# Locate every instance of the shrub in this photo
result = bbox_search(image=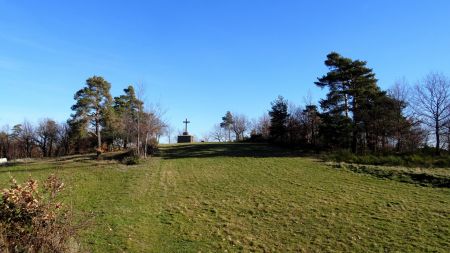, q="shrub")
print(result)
[145,138,159,156]
[121,149,141,165]
[122,156,140,165]
[0,175,76,253]
[327,150,357,163]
